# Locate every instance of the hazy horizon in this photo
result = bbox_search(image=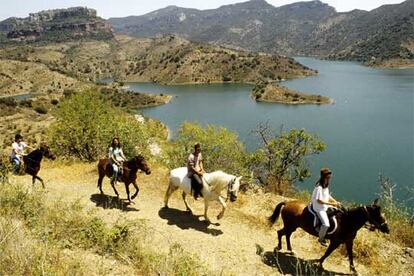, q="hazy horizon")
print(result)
[0,0,406,21]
